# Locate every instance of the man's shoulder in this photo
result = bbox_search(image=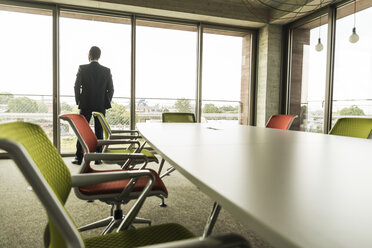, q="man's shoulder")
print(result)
[81,62,111,73]
[79,64,90,69]
[99,64,111,72]
[88,62,110,71]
